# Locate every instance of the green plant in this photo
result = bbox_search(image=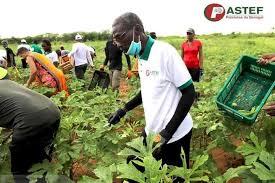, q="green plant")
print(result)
[117,134,210,183]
